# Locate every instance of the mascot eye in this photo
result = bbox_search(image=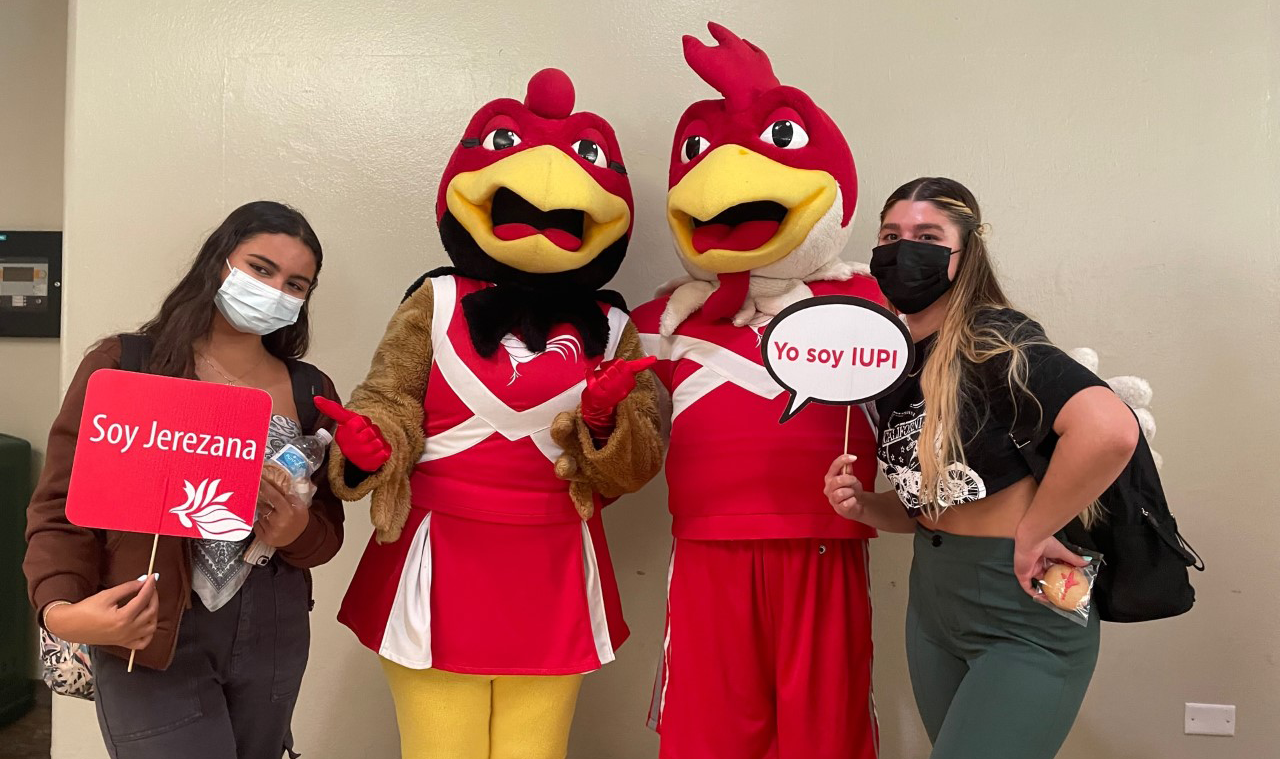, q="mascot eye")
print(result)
[761,120,810,149]
[681,136,710,163]
[572,139,608,167]
[482,128,521,151]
